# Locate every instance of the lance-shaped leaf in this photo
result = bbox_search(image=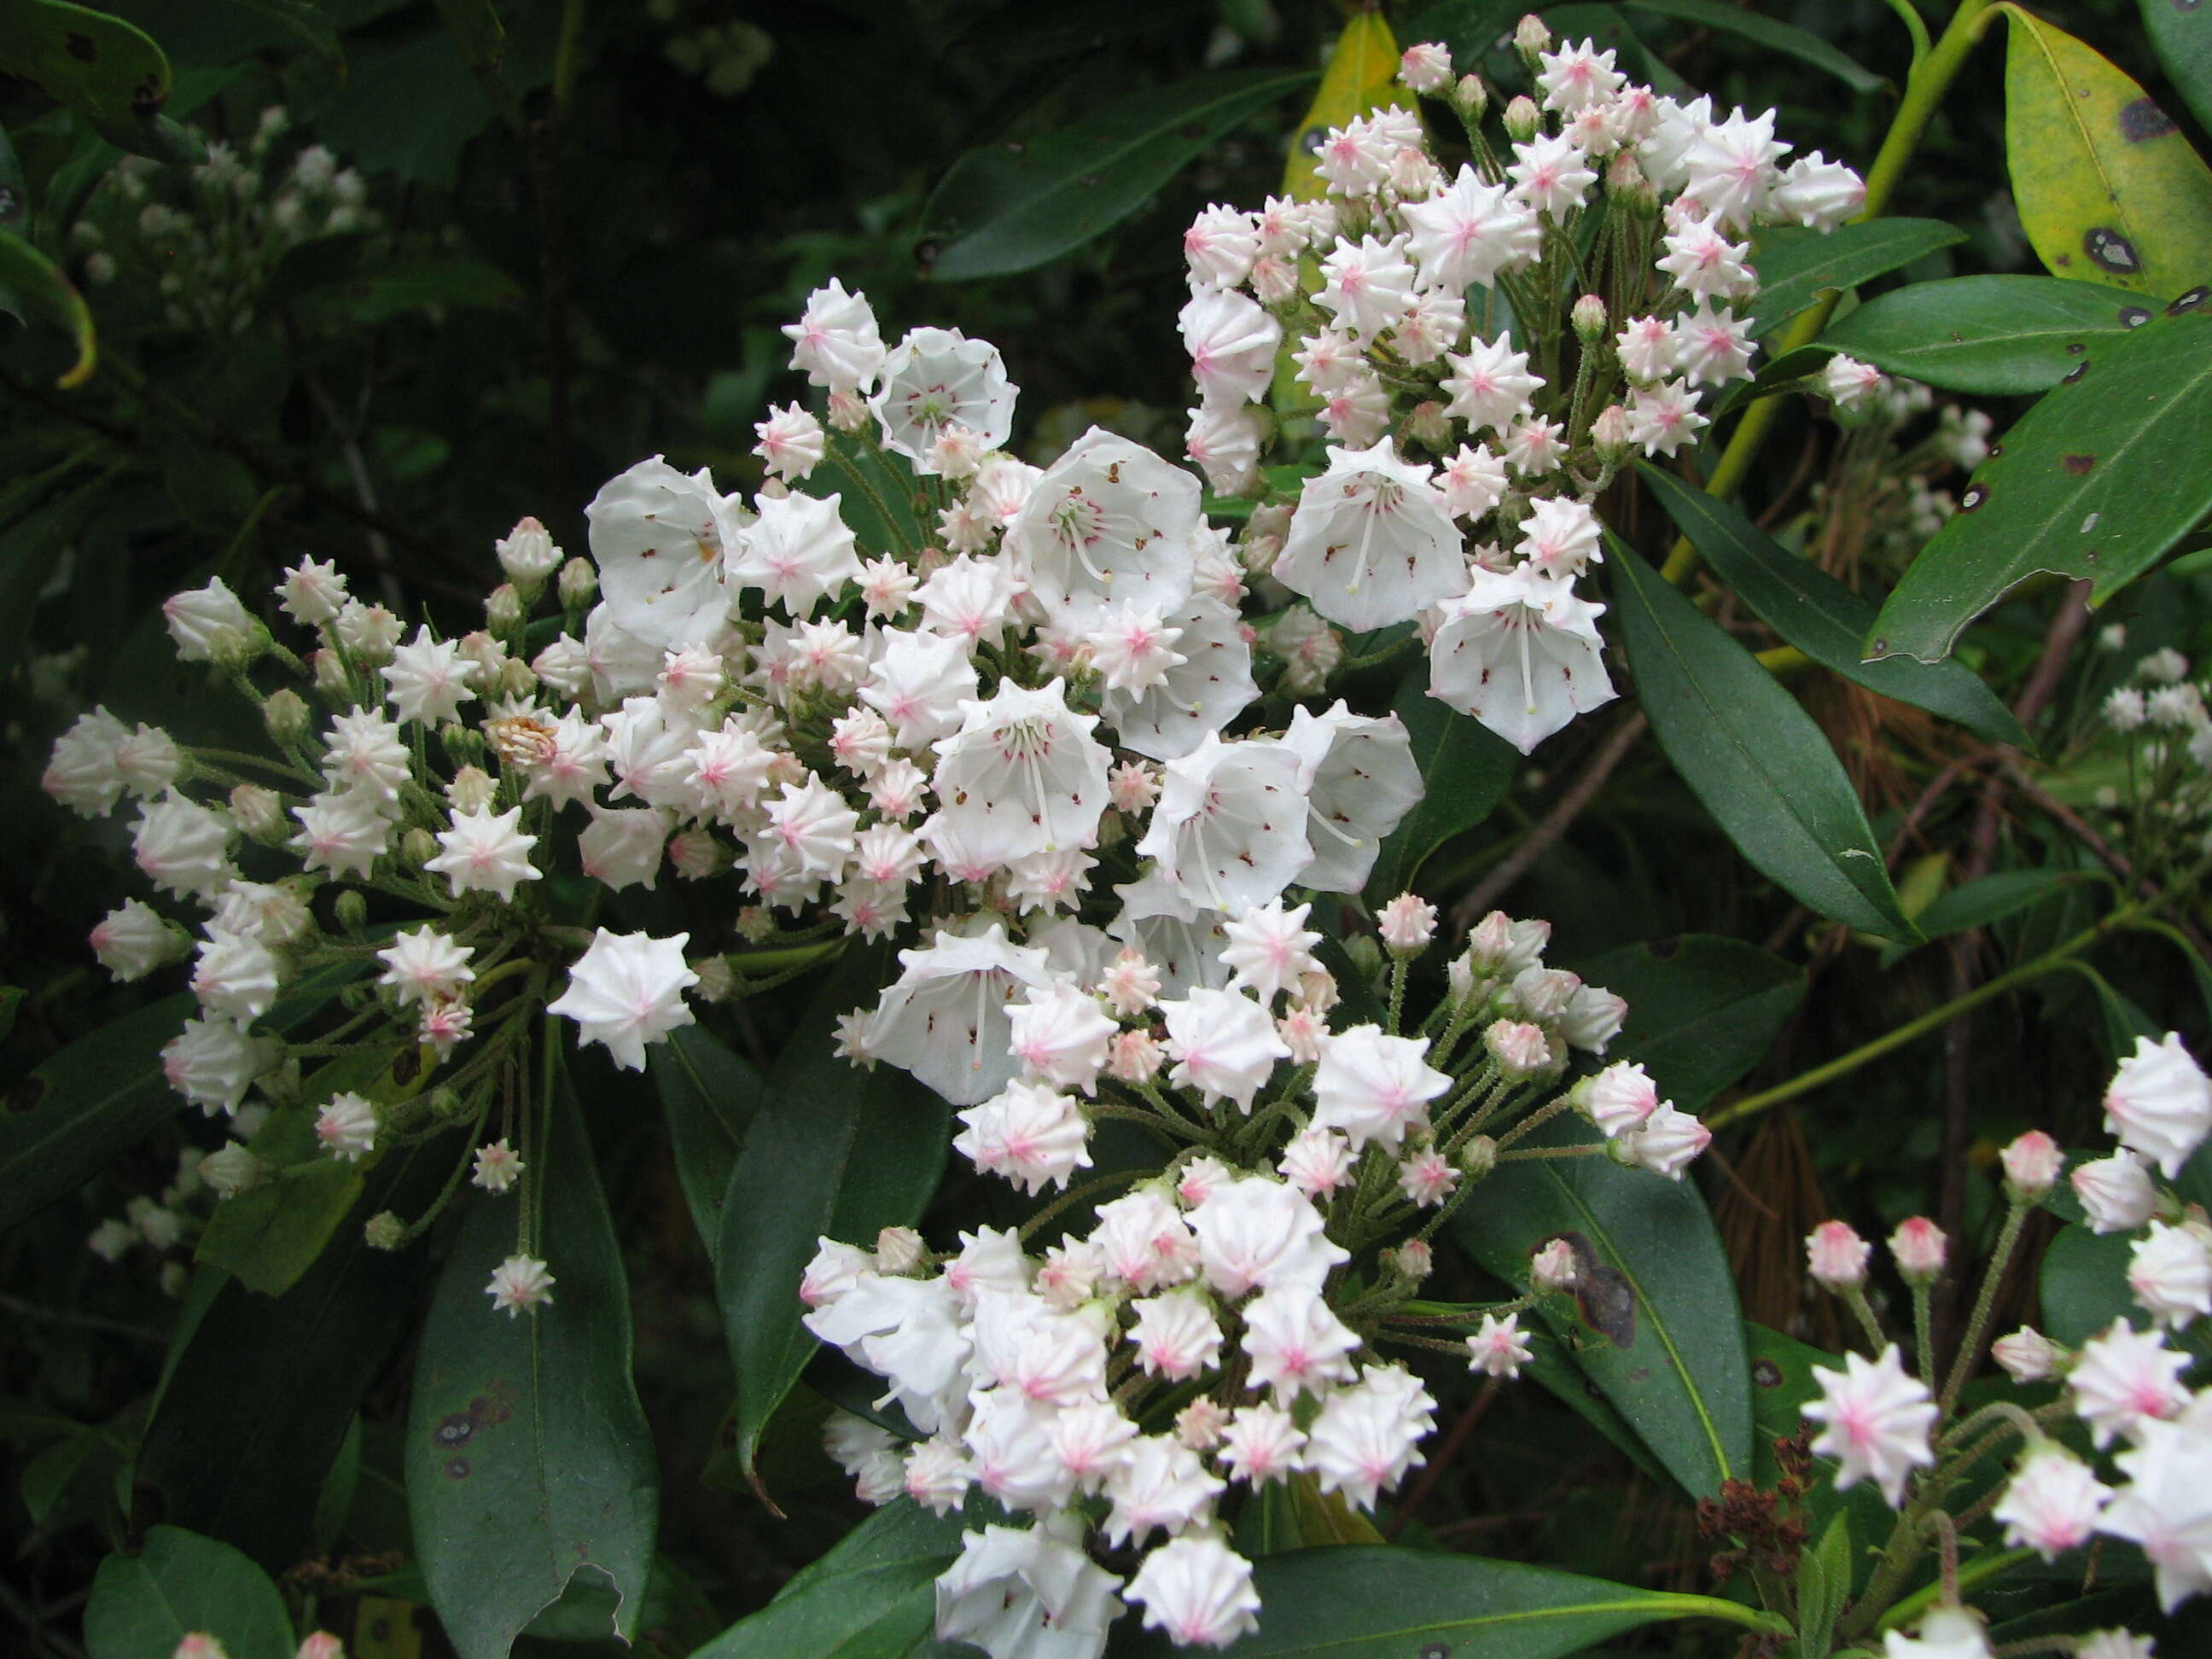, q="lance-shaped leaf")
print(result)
[1569,934,1804,1115]
[1452,1116,1752,1499]
[1866,307,2212,664]
[920,70,1313,279]
[1362,660,1516,900]
[1120,1546,1778,1656]
[0,229,97,387]
[650,1022,764,1262]
[1639,463,2028,748]
[716,946,952,1496]
[0,1,171,122]
[1819,274,2151,394]
[691,1499,967,1658]
[1746,219,1965,340]
[1282,9,1400,200]
[1610,542,1915,940]
[2146,0,2212,136]
[406,1074,657,1658]
[84,1526,293,1659]
[1622,0,1881,92]
[2005,8,2212,297]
